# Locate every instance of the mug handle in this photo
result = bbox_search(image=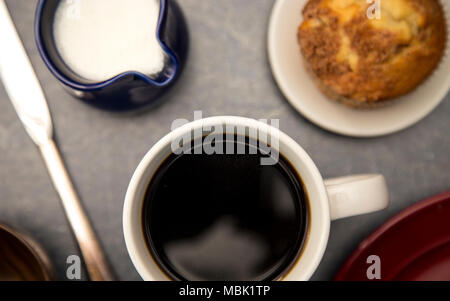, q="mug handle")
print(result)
[324,174,389,221]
